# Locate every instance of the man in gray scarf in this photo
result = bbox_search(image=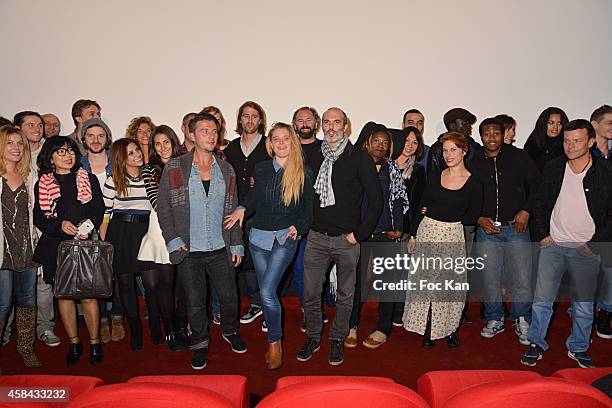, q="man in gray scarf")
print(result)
[298,107,383,366]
